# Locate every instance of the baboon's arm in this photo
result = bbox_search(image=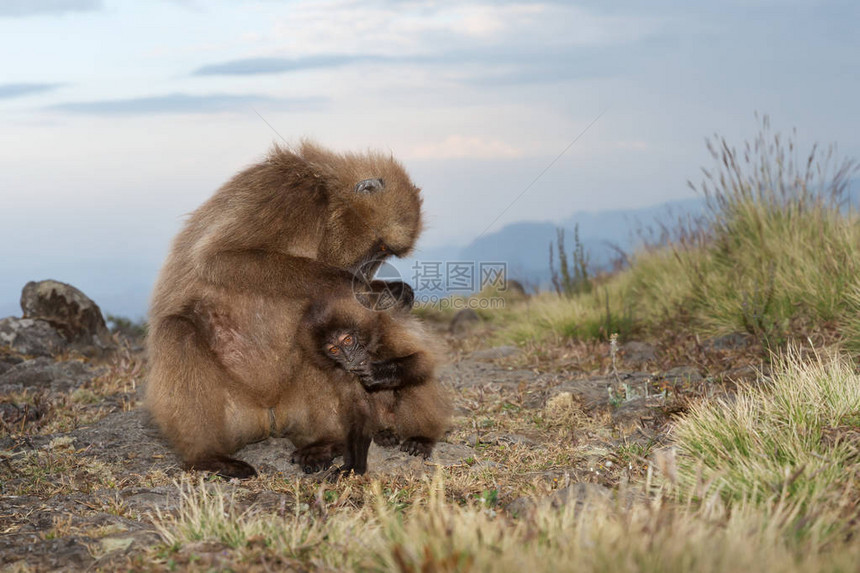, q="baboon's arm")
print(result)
[360,352,434,391]
[354,313,437,391]
[197,249,355,297]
